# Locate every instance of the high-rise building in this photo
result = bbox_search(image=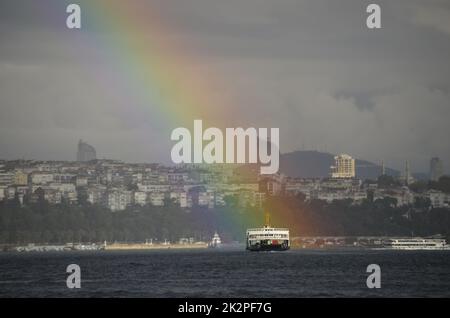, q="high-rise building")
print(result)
[331,154,355,178]
[402,160,414,186]
[430,157,444,182]
[76,140,97,162]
